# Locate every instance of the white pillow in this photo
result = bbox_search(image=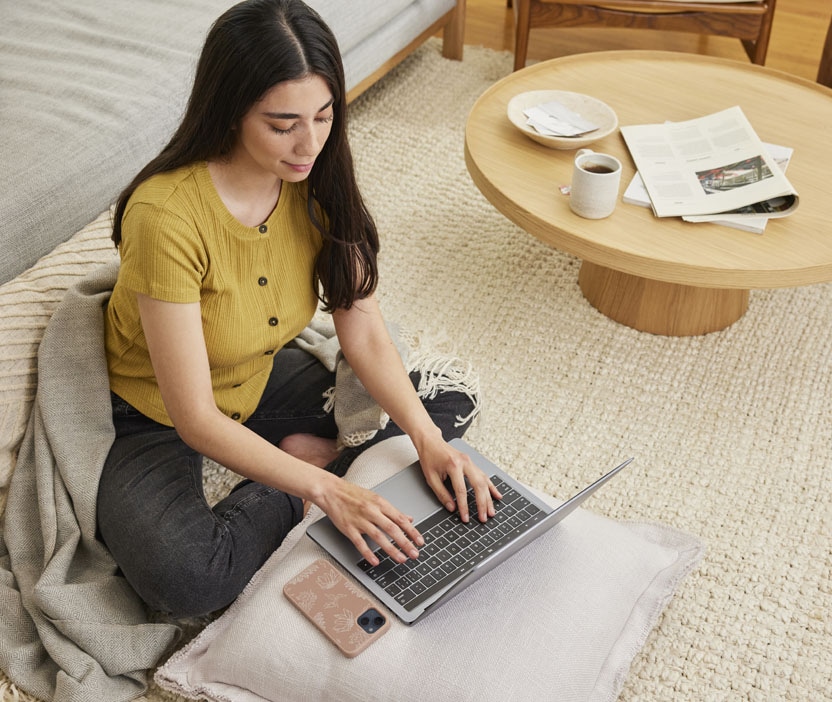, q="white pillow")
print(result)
[155,436,703,702]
